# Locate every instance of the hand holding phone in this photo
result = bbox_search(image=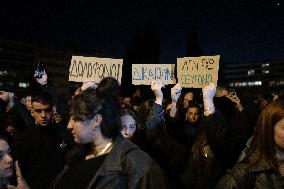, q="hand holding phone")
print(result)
[34,62,45,78]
